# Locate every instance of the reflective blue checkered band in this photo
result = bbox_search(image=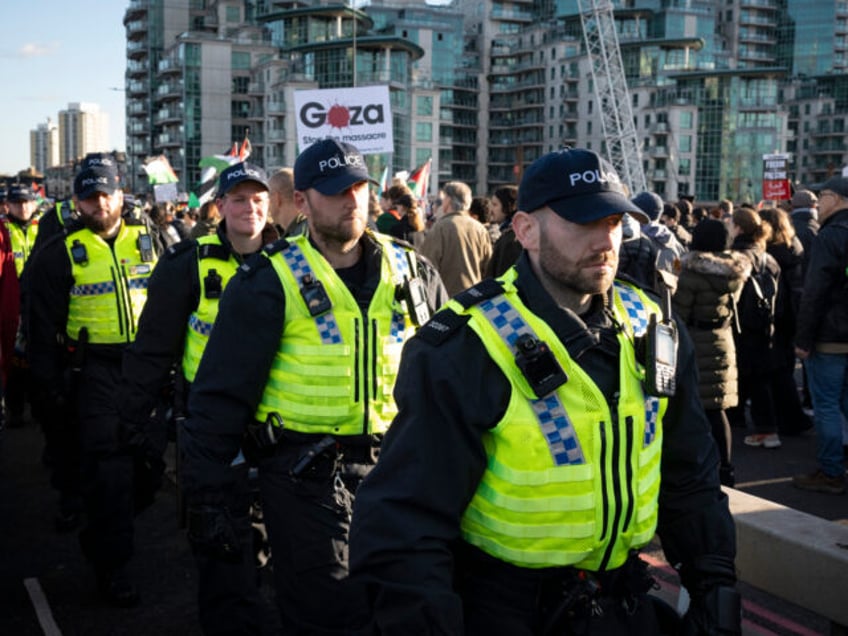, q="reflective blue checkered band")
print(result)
[71,281,115,296]
[644,396,659,446]
[389,242,411,280]
[479,296,585,466]
[282,243,342,345]
[188,314,213,337]
[389,243,411,343]
[315,313,343,344]
[613,282,661,448]
[614,281,649,337]
[128,278,149,290]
